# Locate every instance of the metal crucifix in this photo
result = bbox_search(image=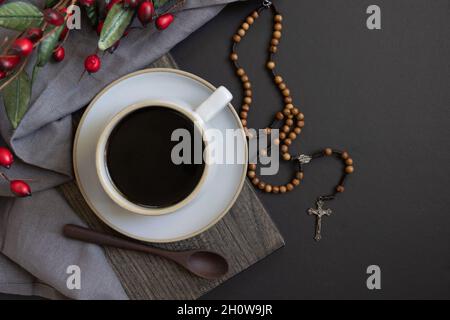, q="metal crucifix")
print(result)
[308,200,332,241]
